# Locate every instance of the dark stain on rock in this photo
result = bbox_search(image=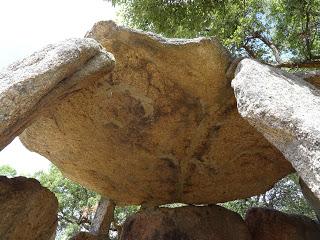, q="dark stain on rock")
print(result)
[160,157,177,170]
[192,124,221,161]
[162,229,190,240]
